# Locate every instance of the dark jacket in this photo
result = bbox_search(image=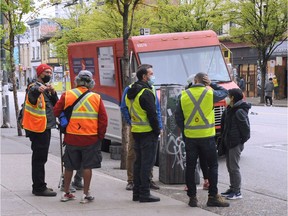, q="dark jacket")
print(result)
[126,80,160,136]
[221,100,251,149]
[28,81,59,129]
